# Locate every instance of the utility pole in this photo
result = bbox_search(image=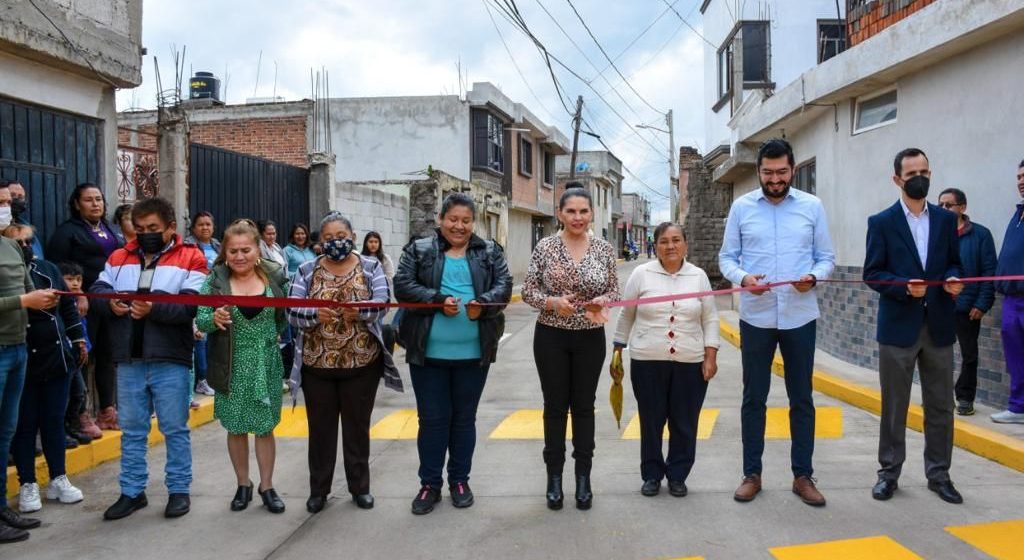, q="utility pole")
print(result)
[666,109,677,222]
[568,95,584,180]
